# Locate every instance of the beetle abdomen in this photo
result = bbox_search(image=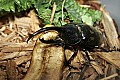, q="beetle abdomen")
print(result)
[78,24,102,48]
